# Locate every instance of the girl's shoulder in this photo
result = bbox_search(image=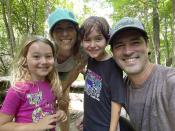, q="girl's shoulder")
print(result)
[10,81,32,94]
